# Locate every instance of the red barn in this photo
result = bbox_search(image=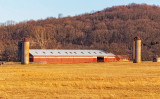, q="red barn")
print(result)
[29,49,116,64]
[116,55,130,62]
